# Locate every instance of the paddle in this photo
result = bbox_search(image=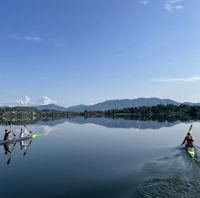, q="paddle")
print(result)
[7,153,11,165]
[5,142,16,165]
[188,124,193,133]
[24,125,32,133]
[8,121,16,137]
[24,125,44,138]
[23,140,32,156]
[180,124,193,147]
